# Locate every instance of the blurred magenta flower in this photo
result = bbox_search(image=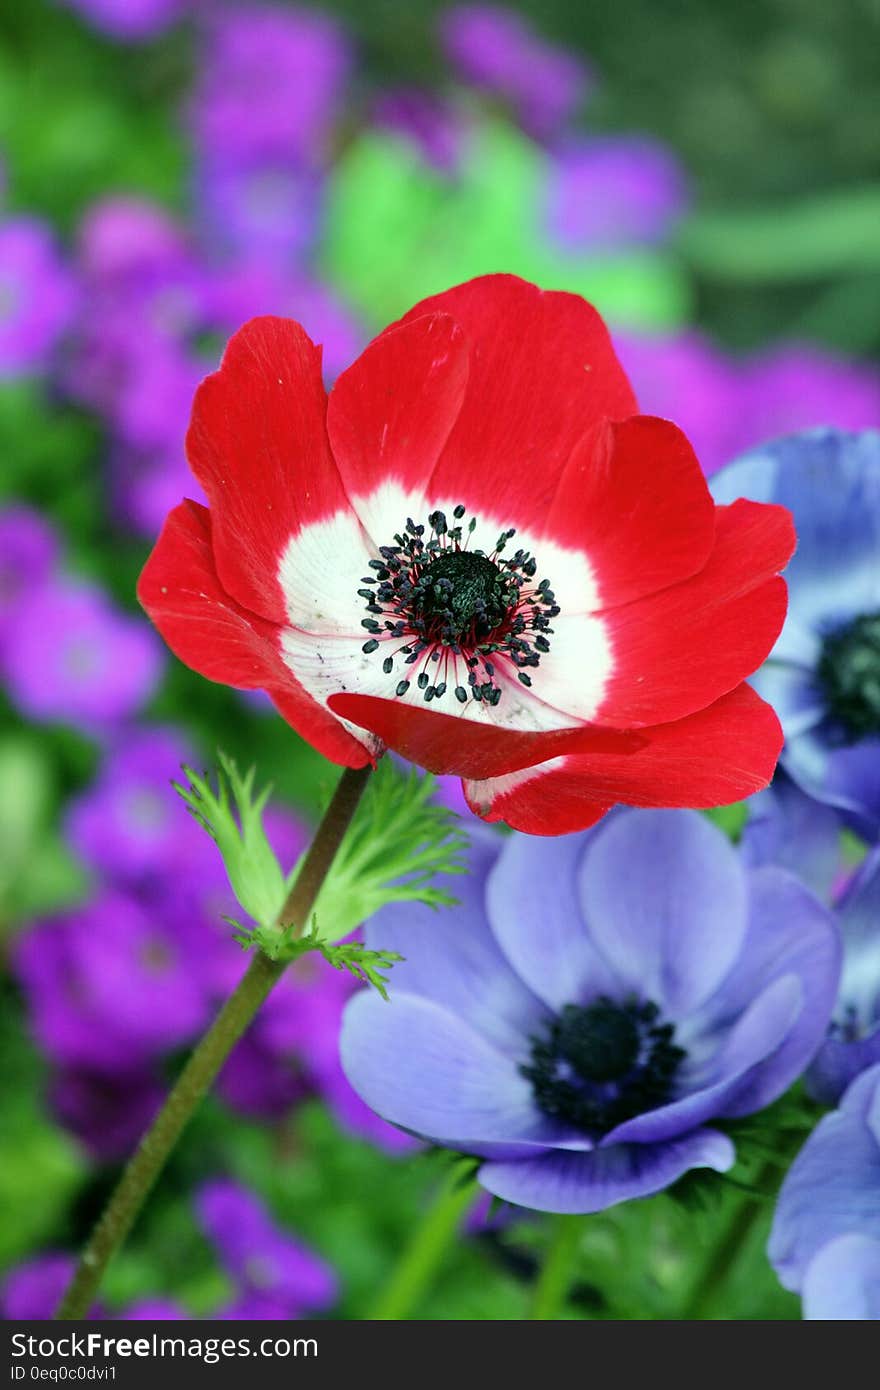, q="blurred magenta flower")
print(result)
[372,89,465,172]
[737,346,880,455]
[65,726,210,889]
[0,504,60,655]
[49,1066,165,1163]
[343,810,839,1213]
[78,196,194,293]
[194,157,321,264]
[769,1064,880,1320]
[0,217,78,375]
[0,1254,102,1320]
[189,5,352,168]
[60,0,187,41]
[203,262,364,382]
[617,330,880,476]
[195,1178,338,1316]
[14,892,210,1070]
[545,138,689,251]
[1,579,163,730]
[440,5,591,140]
